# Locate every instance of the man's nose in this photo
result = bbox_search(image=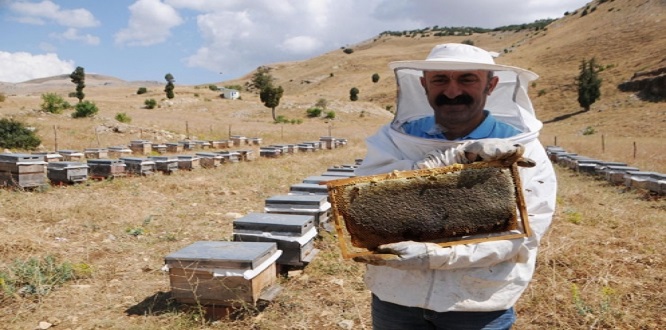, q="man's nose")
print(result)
[441,82,463,98]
